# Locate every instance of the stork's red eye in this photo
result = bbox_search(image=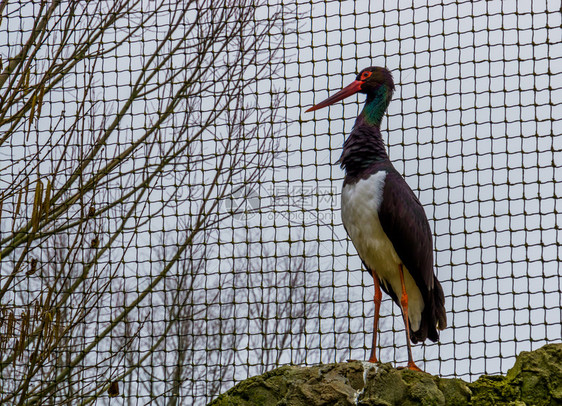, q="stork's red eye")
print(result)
[360,71,372,80]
